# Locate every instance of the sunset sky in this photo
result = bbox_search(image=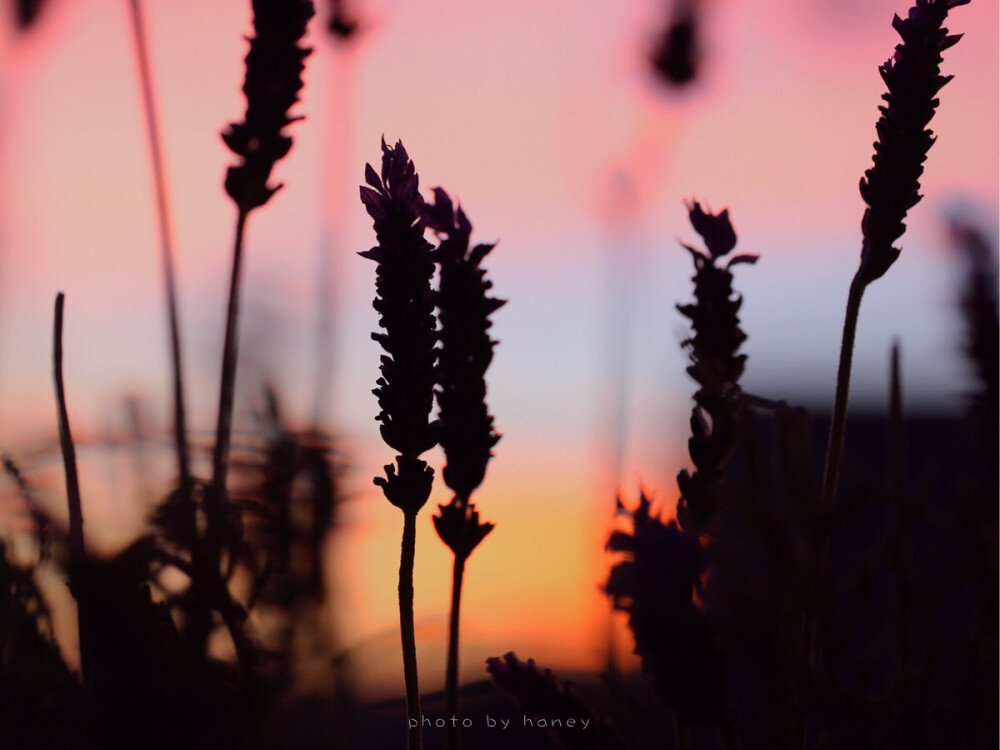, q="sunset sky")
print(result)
[0,0,996,696]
